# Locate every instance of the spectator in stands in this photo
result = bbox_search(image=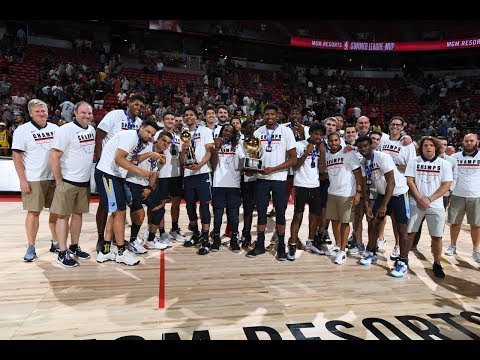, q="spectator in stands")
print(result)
[0,74,11,99]
[59,98,75,122]
[0,121,10,156]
